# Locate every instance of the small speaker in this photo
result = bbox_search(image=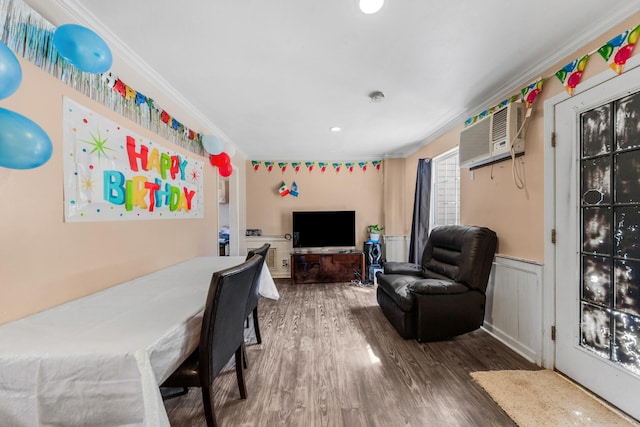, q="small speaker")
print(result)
[364,241,382,282]
[364,241,382,266]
